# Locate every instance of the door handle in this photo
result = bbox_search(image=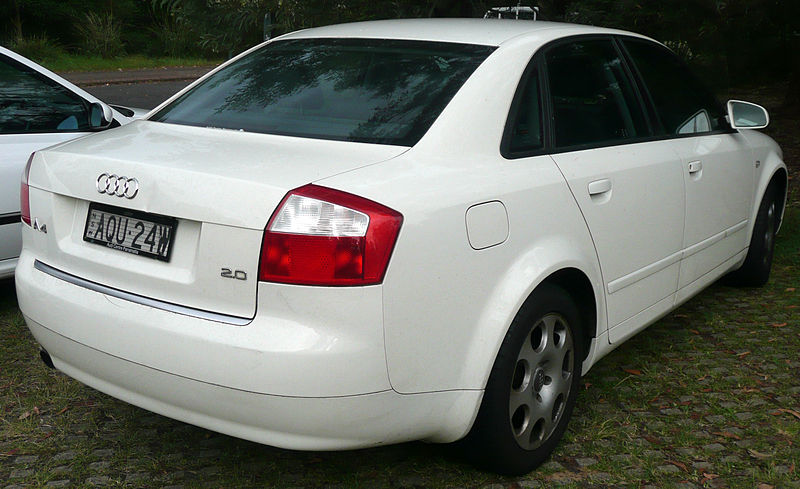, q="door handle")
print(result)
[588,178,612,196]
[688,160,703,174]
